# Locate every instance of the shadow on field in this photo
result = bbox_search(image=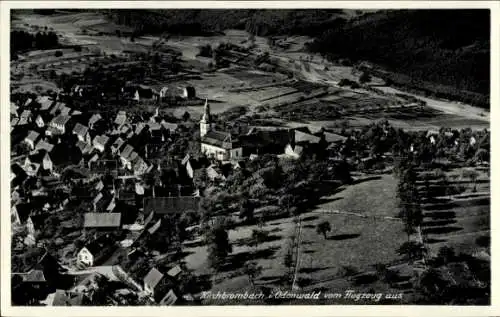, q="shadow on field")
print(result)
[328,233,361,241]
[303,224,315,229]
[234,234,282,247]
[424,204,458,211]
[299,266,331,274]
[422,226,463,235]
[425,237,448,244]
[317,197,344,205]
[422,219,457,227]
[352,175,382,185]
[303,249,315,254]
[221,246,280,271]
[183,239,205,248]
[425,211,456,219]
[301,215,319,222]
